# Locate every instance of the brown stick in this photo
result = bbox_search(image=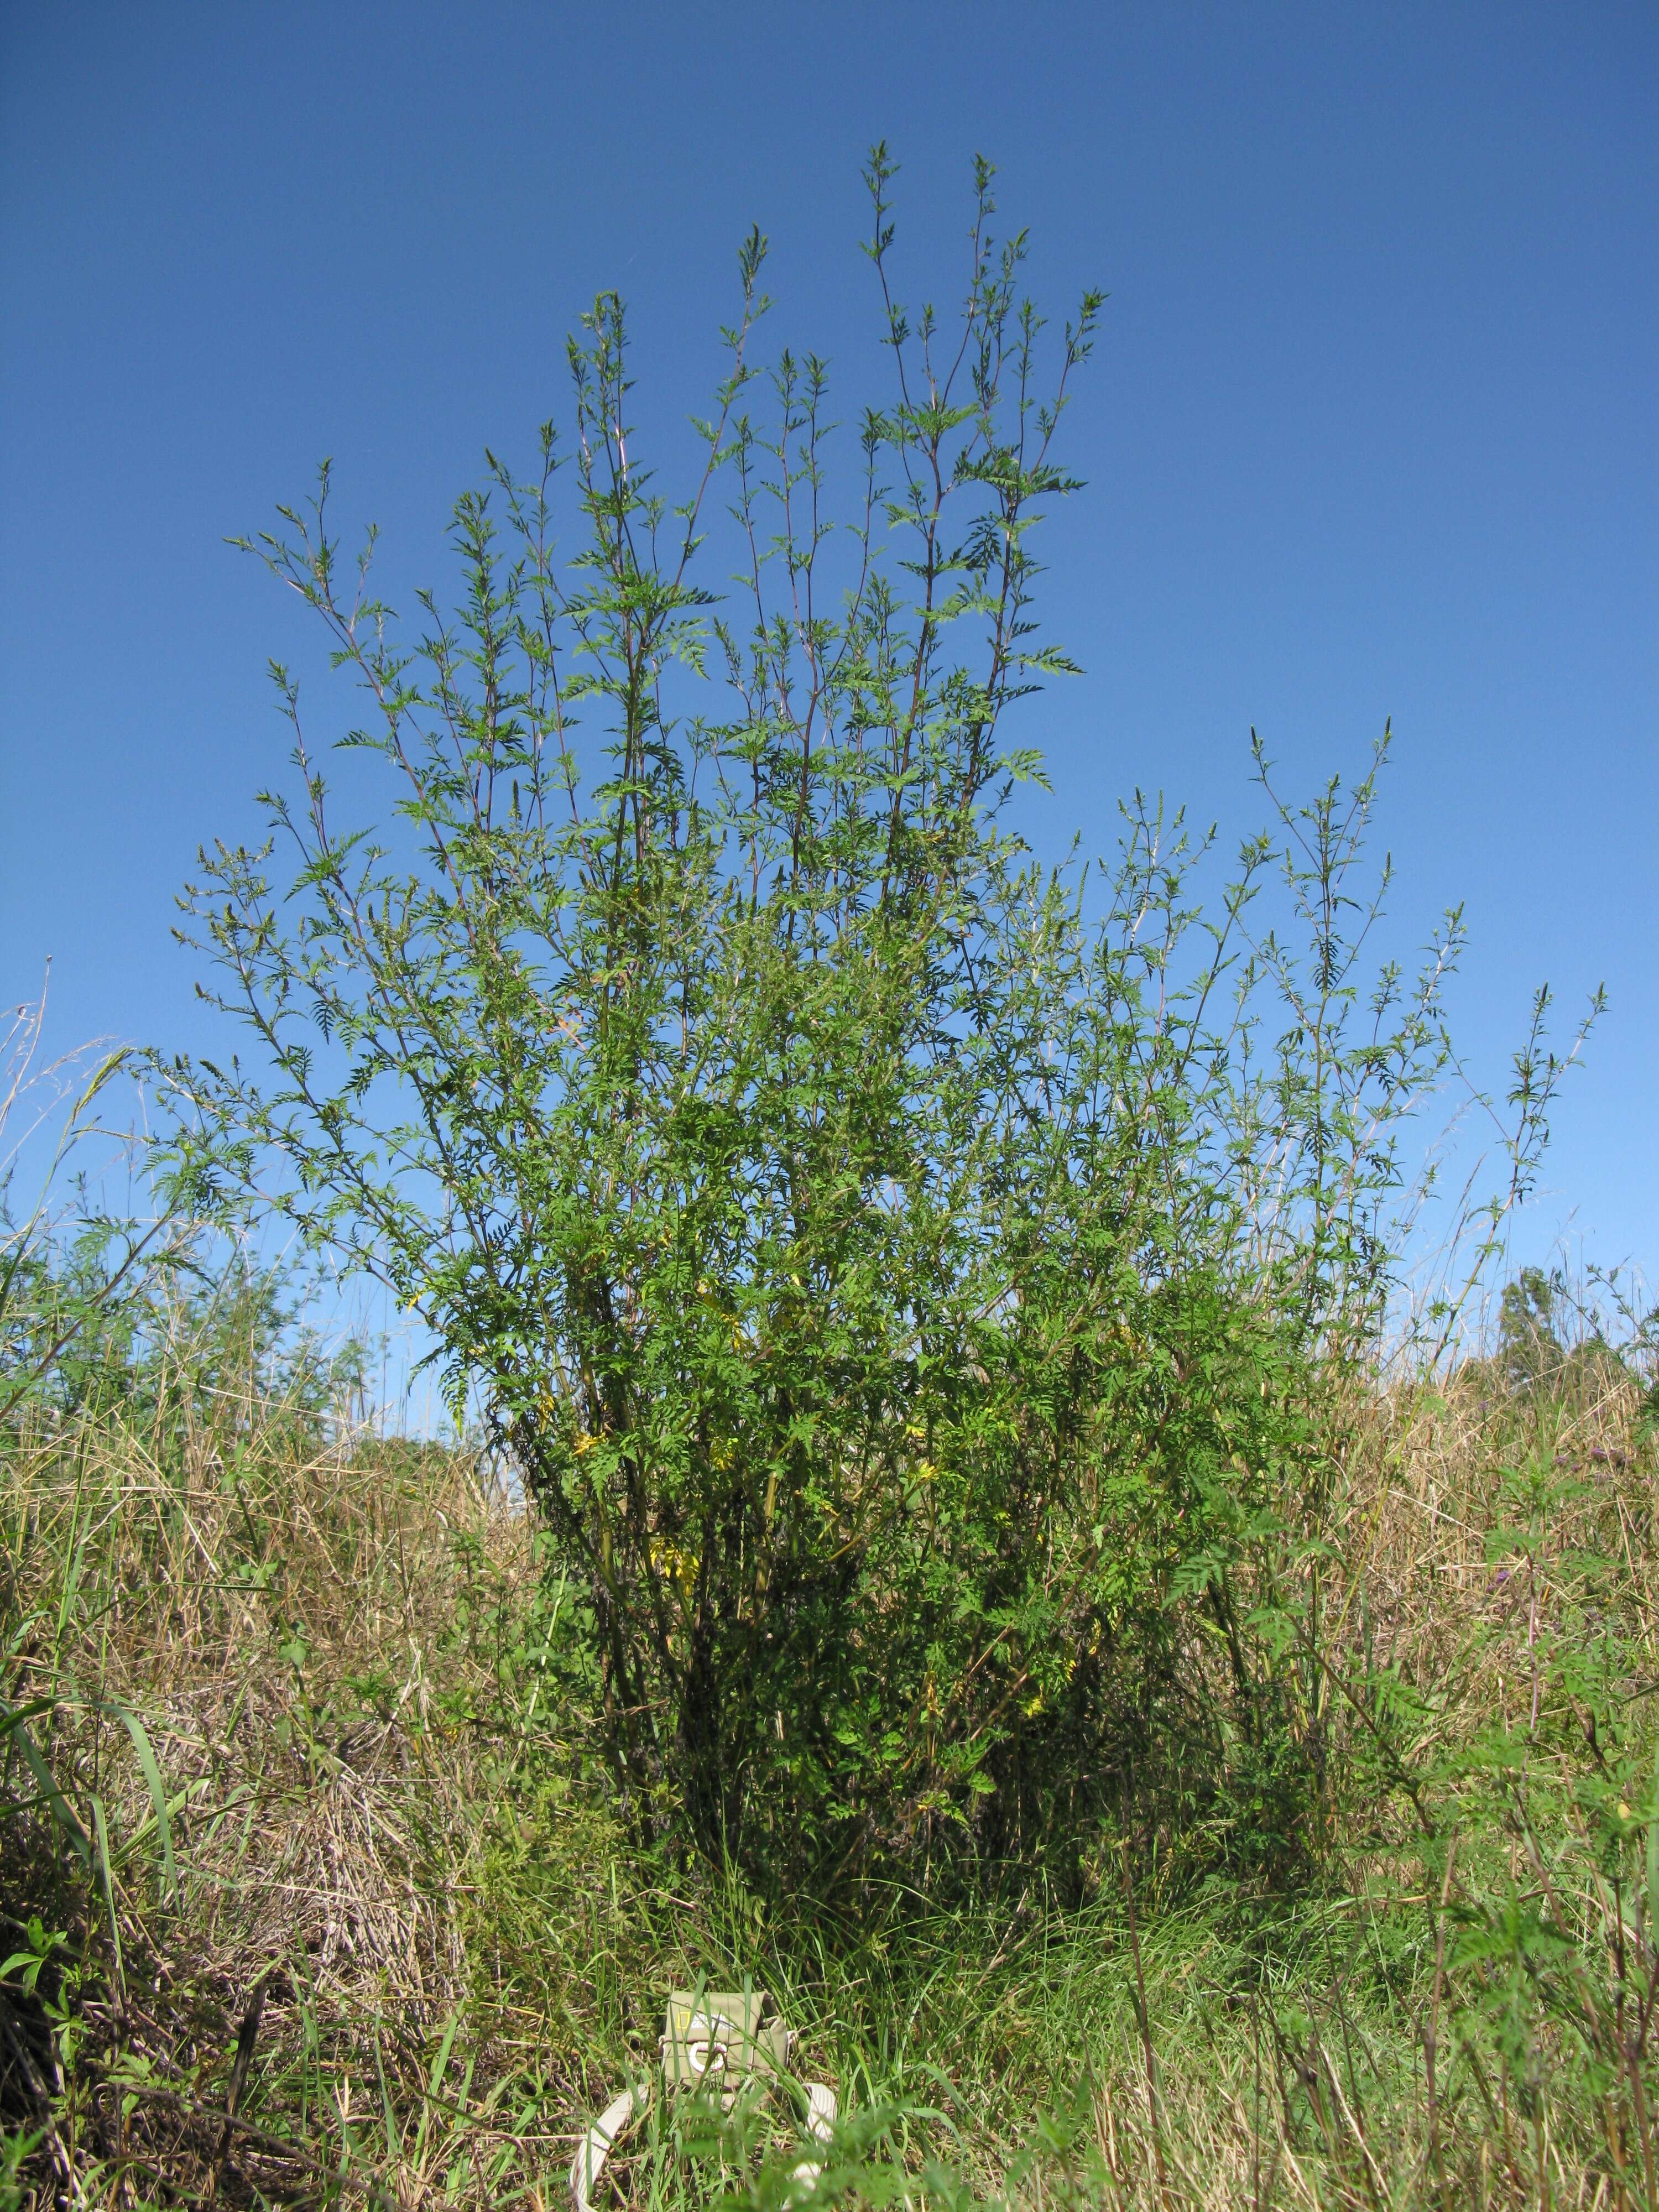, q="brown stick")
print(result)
[1426,1827,1459,2206]
[206,1969,271,2203]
